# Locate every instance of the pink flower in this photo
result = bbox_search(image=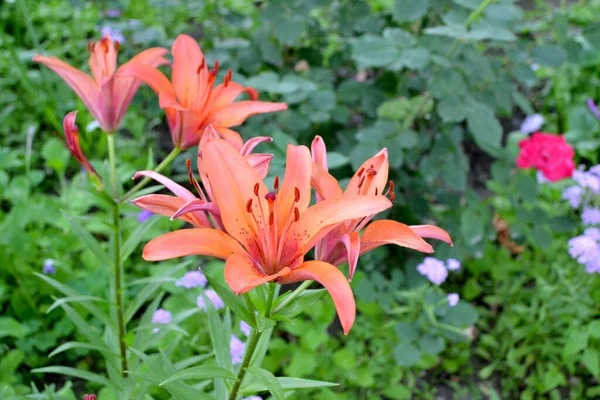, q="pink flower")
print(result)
[516,133,575,181]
